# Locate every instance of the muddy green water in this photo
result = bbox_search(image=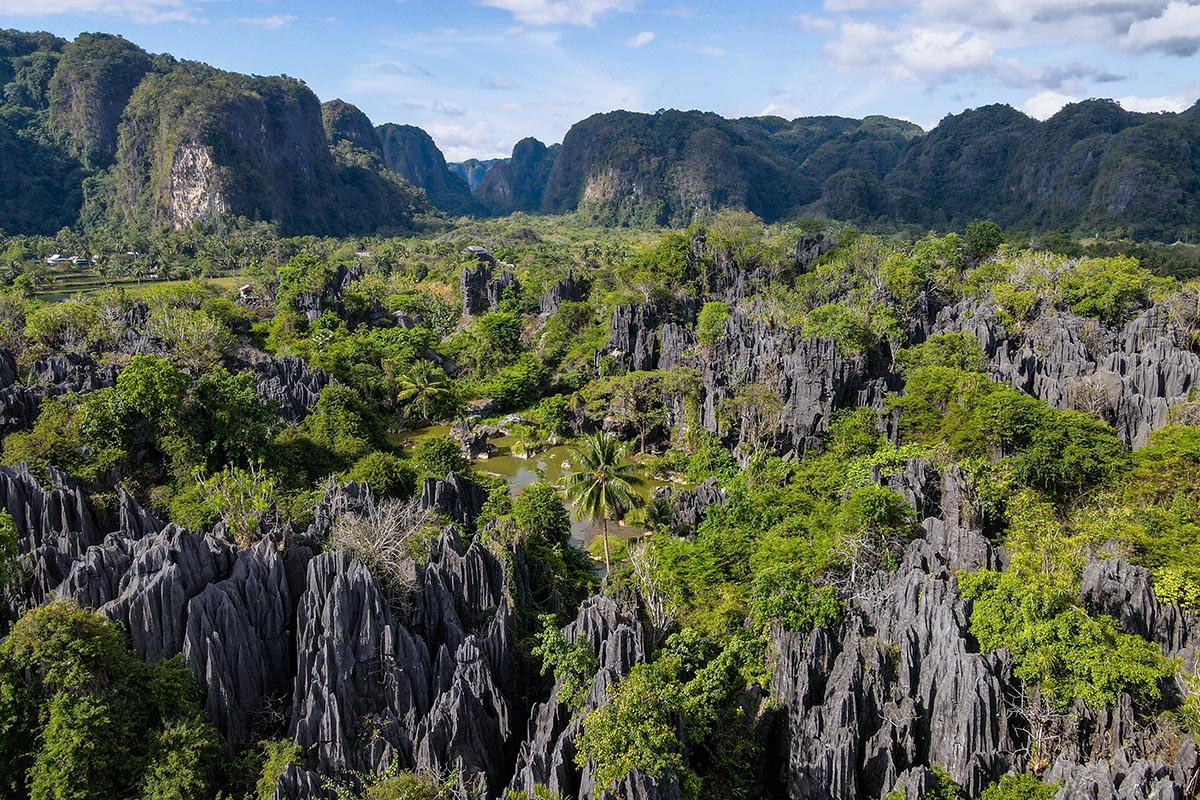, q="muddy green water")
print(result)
[393,426,681,548]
